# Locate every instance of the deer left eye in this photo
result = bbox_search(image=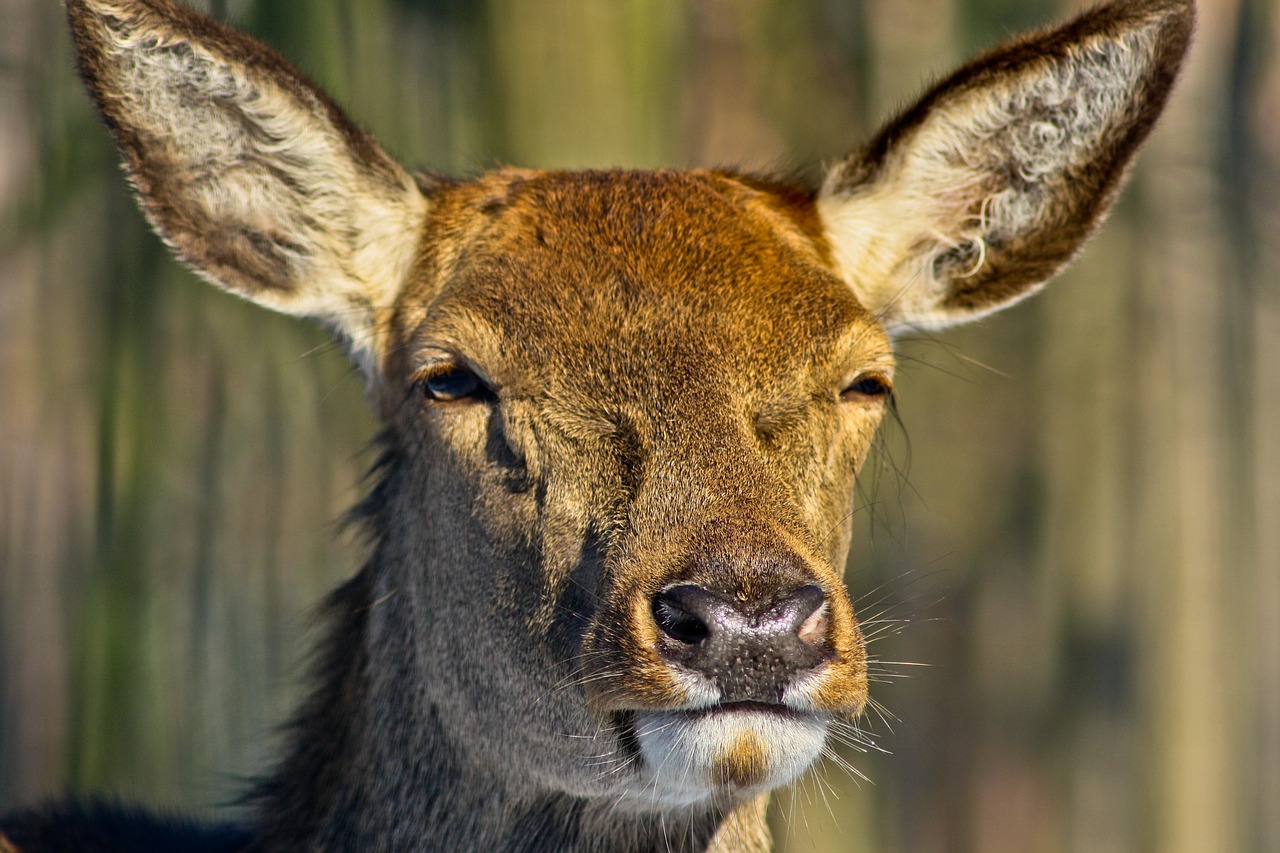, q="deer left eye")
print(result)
[841,375,892,402]
[419,364,490,403]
